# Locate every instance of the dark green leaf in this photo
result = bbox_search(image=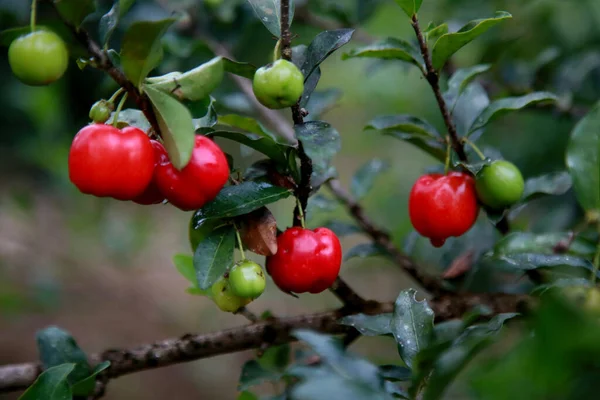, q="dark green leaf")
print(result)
[108,109,151,132]
[99,0,135,45]
[295,121,341,181]
[351,159,390,200]
[259,344,290,372]
[71,361,111,397]
[322,221,361,237]
[192,97,218,129]
[36,327,91,384]
[189,216,227,251]
[53,0,95,29]
[223,58,257,79]
[425,22,449,43]
[1,26,32,47]
[468,92,558,134]
[145,57,224,101]
[393,0,423,18]
[379,365,412,382]
[305,89,342,121]
[522,171,572,202]
[193,181,293,220]
[431,11,512,70]
[121,18,176,88]
[193,225,236,290]
[247,0,294,37]
[444,64,491,110]
[452,82,490,140]
[566,102,600,212]
[492,232,595,258]
[306,194,339,219]
[238,360,281,390]
[483,253,597,277]
[208,131,288,165]
[456,158,492,176]
[341,38,423,70]
[391,289,434,368]
[344,243,388,261]
[19,364,74,400]
[143,85,195,170]
[339,313,393,336]
[218,114,285,143]
[238,391,259,400]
